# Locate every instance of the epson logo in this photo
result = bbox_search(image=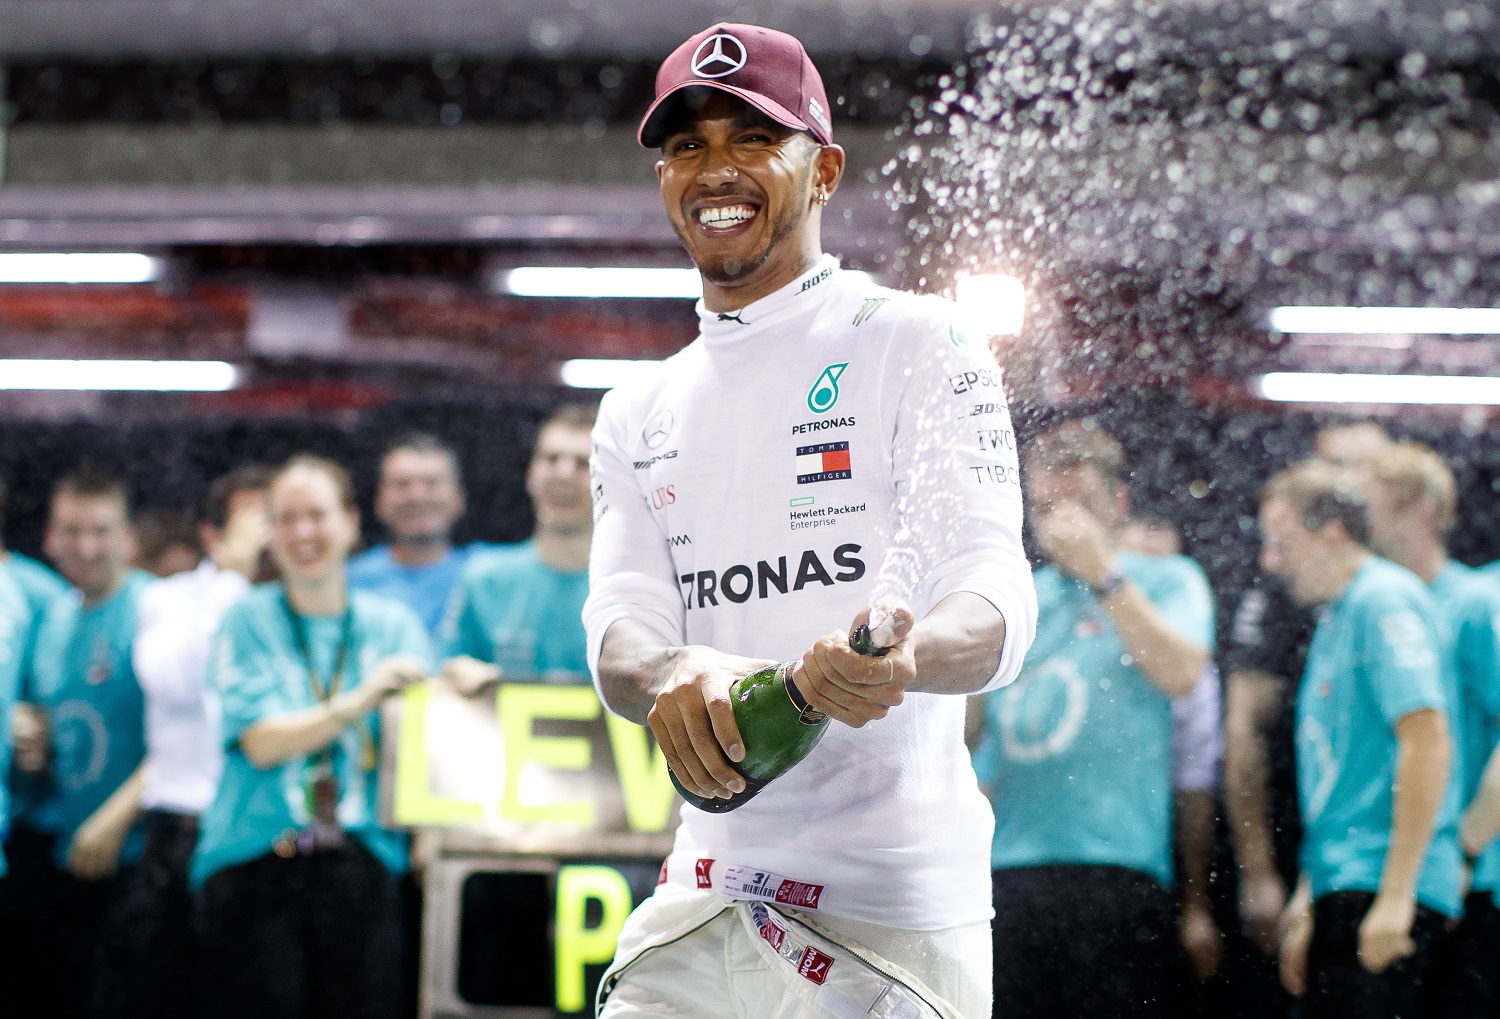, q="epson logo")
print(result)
[791,416,856,436]
[949,368,1000,395]
[679,544,866,609]
[633,450,678,470]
